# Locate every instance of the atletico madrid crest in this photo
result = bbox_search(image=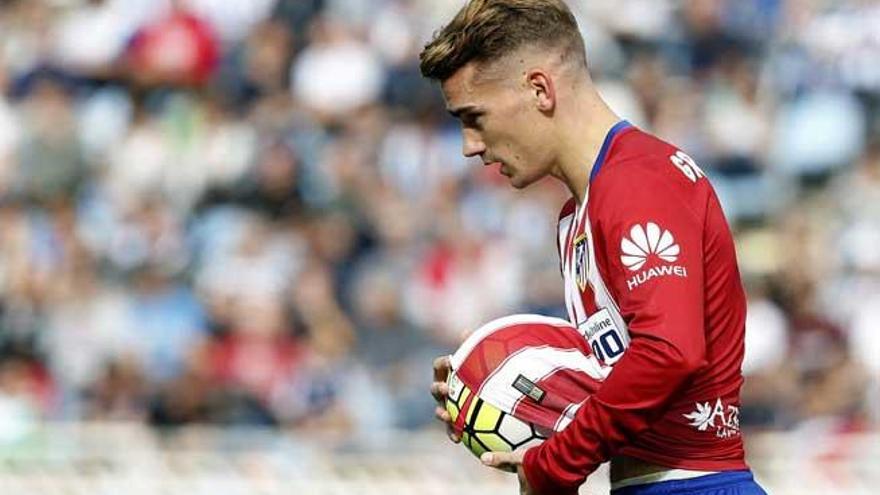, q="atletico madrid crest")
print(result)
[573,234,588,291]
